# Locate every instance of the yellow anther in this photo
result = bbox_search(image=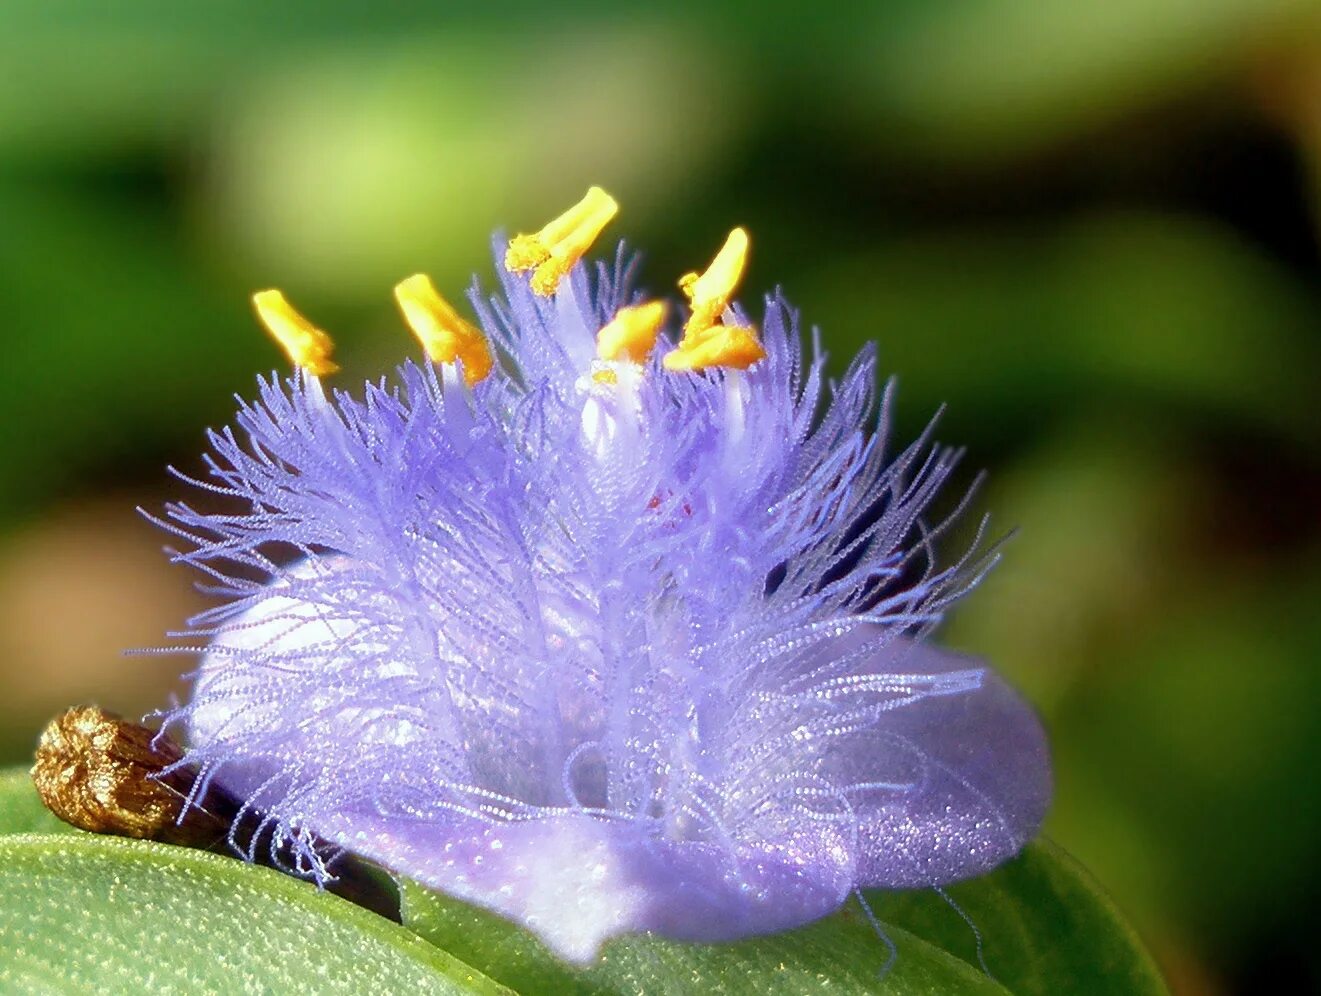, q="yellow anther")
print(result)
[252,289,339,376]
[662,323,766,372]
[666,227,764,372]
[393,274,493,386]
[505,187,619,296]
[591,367,619,386]
[678,227,749,335]
[596,300,667,364]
